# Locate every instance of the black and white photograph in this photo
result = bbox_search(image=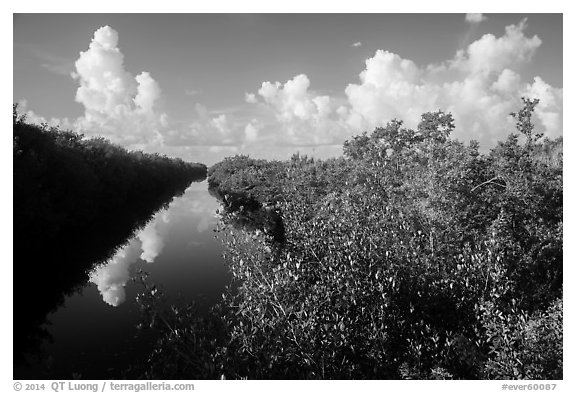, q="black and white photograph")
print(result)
[10,6,566,387]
